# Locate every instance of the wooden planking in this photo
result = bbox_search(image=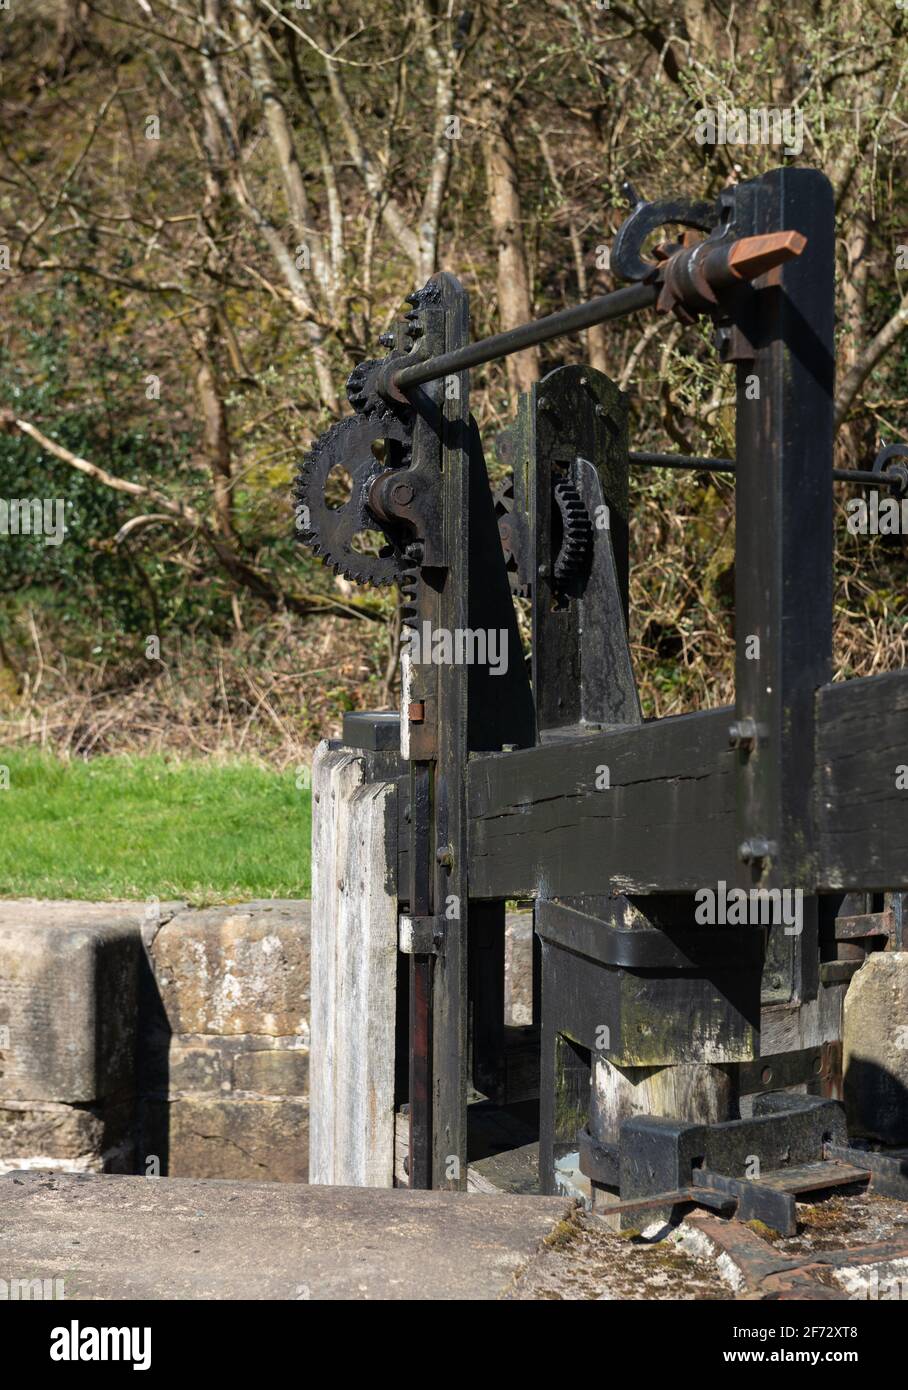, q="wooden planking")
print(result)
[816,670,908,890]
[467,669,908,900]
[309,743,398,1187]
[466,707,736,899]
[593,1060,736,1139]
